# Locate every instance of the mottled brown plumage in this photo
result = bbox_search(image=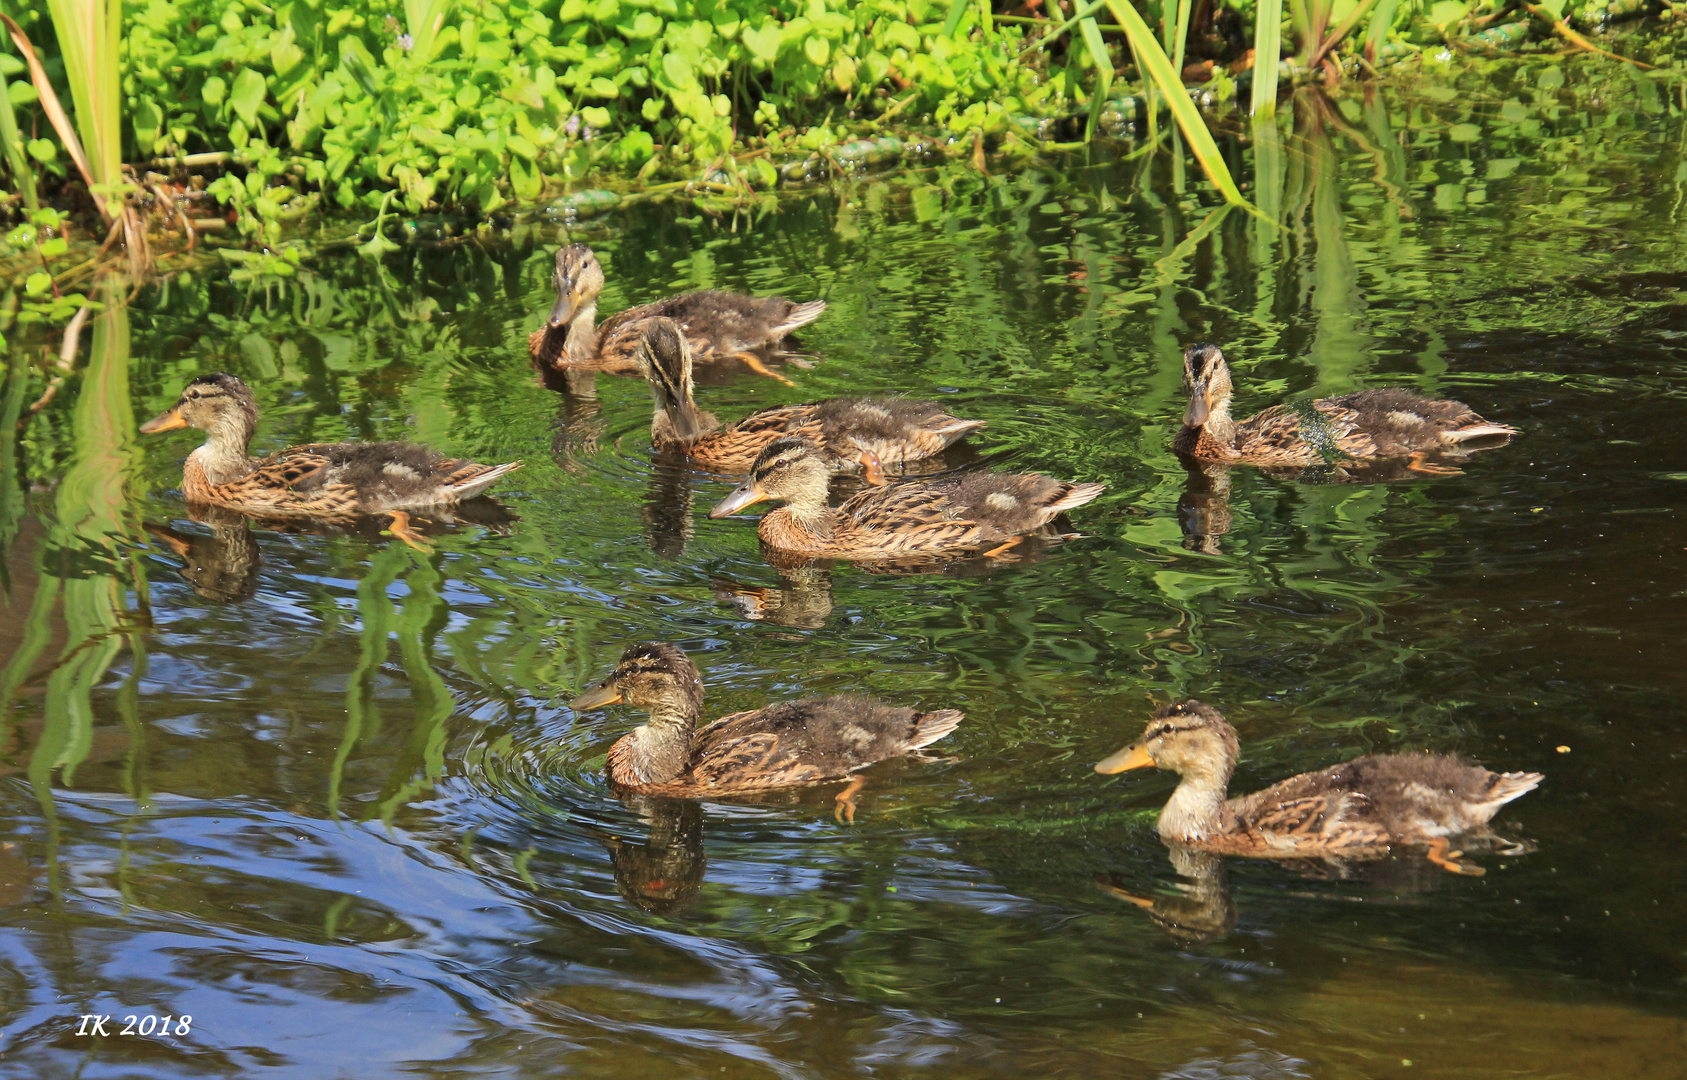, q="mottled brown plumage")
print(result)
[707,437,1106,560]
[1095,700,1542,875]
[634,317,984,474]
[1174,343,1518,470]
[569,642,962,817]
[528,245,825,380]
[139,373,521,548]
